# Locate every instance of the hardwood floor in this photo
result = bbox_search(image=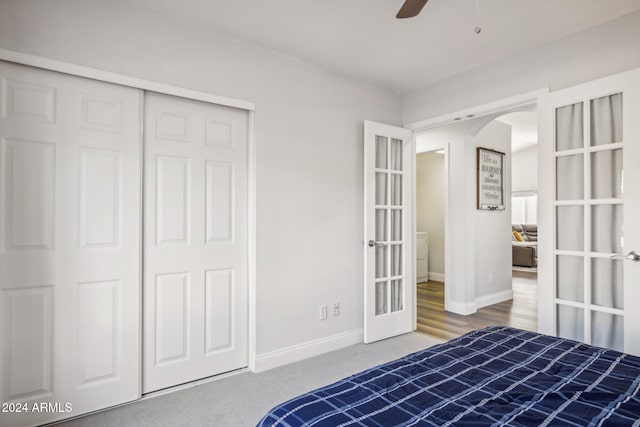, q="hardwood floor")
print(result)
[416,271,538,341]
